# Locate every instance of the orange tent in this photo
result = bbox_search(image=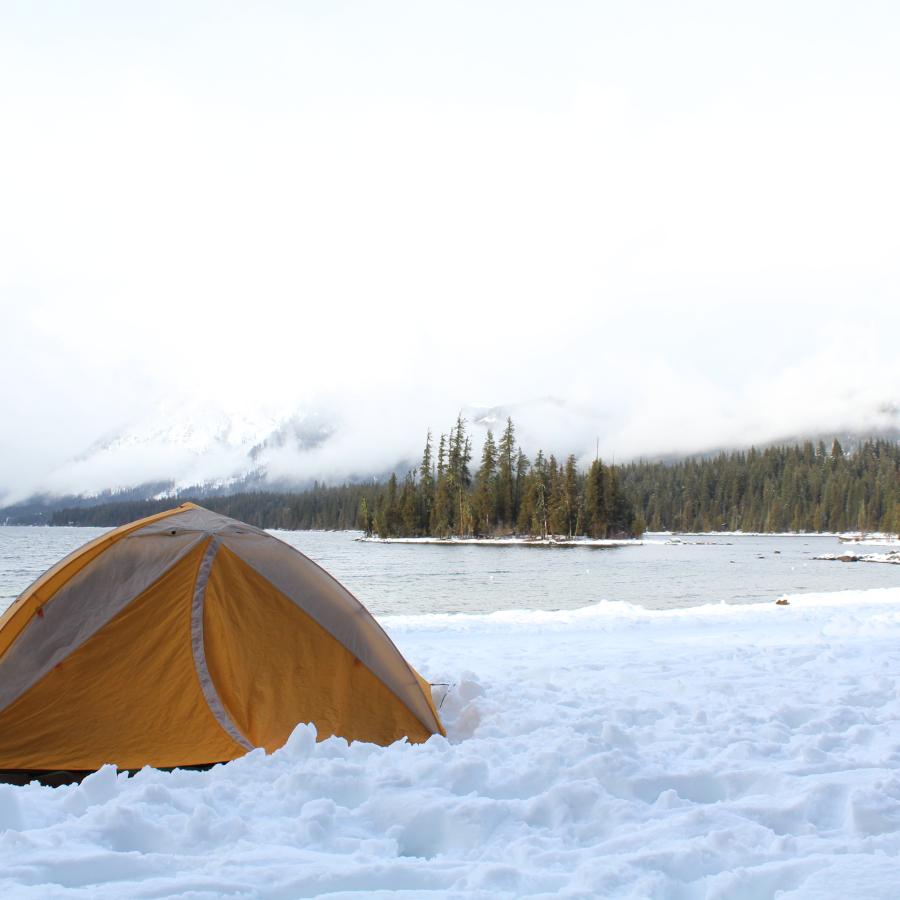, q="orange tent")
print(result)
[0,503,443,774]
